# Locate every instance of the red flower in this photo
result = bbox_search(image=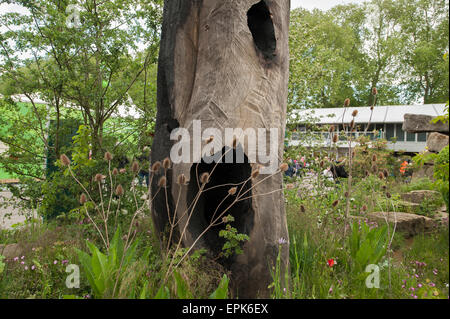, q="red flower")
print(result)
[327,259,336,267]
